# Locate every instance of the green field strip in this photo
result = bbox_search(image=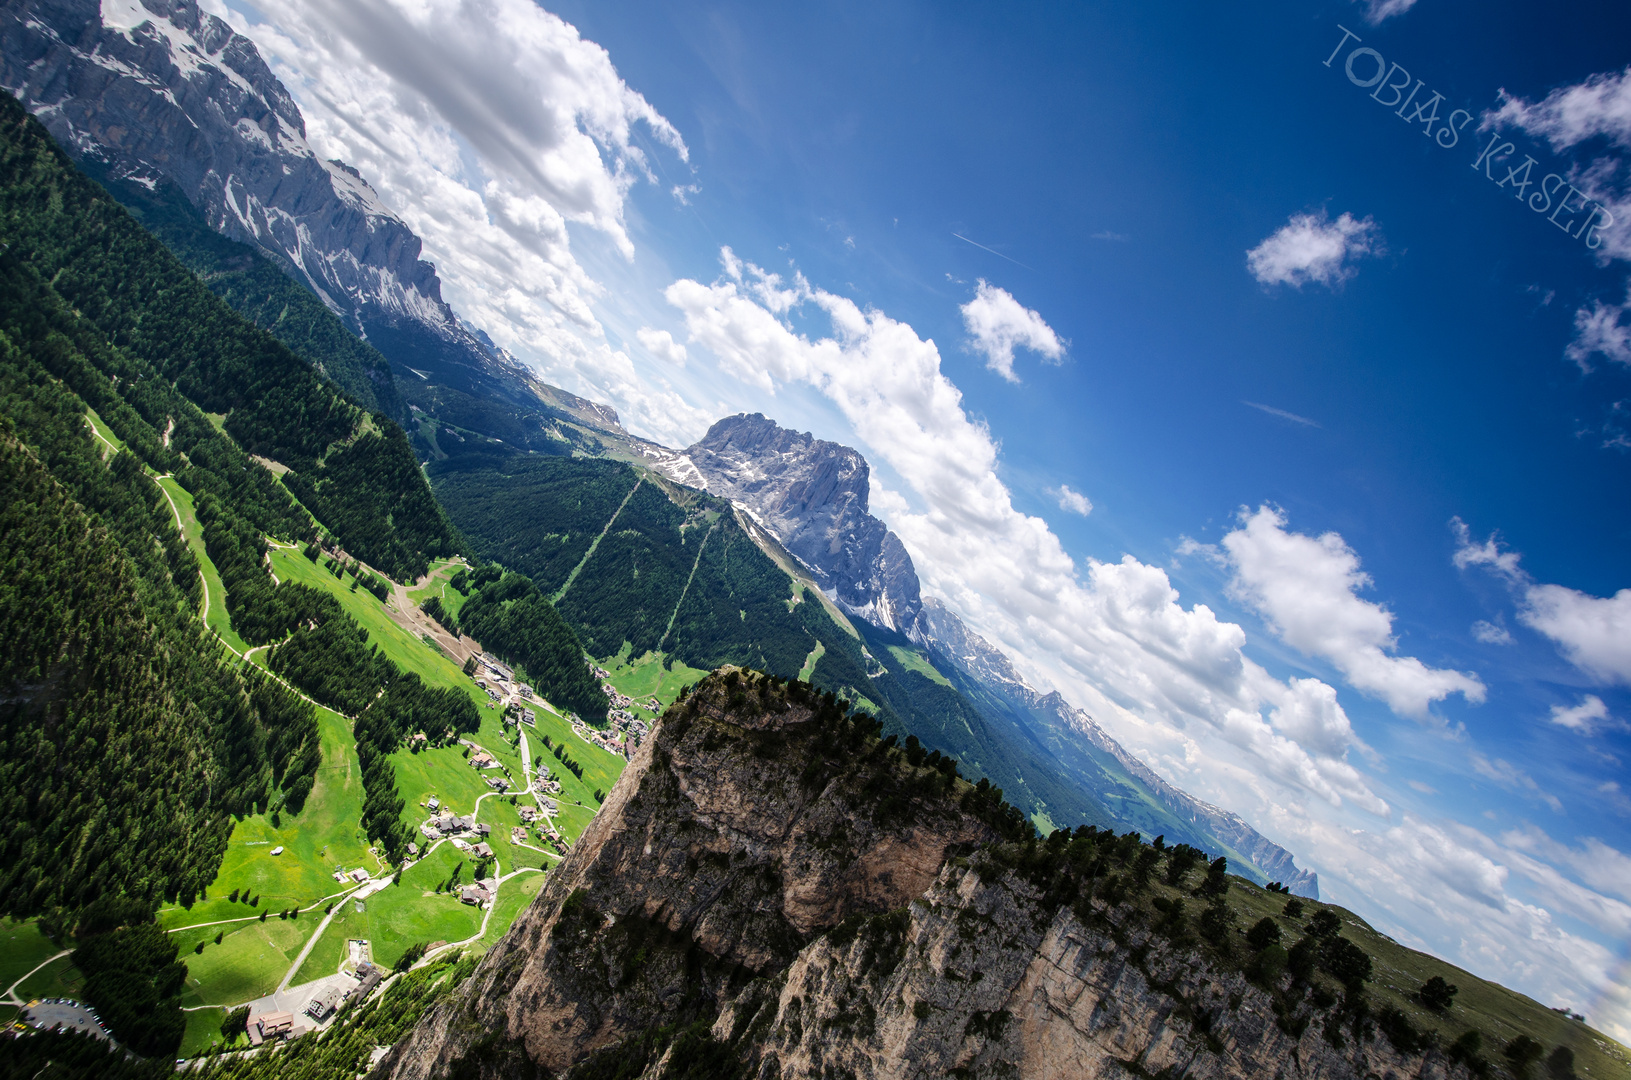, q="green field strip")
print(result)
[799,640,825,682]
[162,707,372,932]
[15,954,83,1003]
[178,1006,229,1057]
[353,845,483,971]
[551,476,642,604]
[154,474,250,655]
[475,870,547,952]
[82,407,125,459]
[886,644,953,688]
[171,915,311,1007]
[0,919,64,994]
